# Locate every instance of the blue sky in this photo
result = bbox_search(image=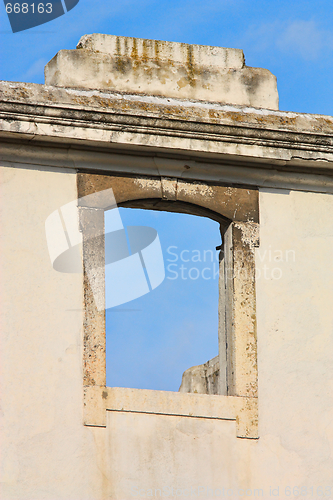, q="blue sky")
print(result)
[2,0,332,390]
[105,209,220,391]
[1,0,333,114]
